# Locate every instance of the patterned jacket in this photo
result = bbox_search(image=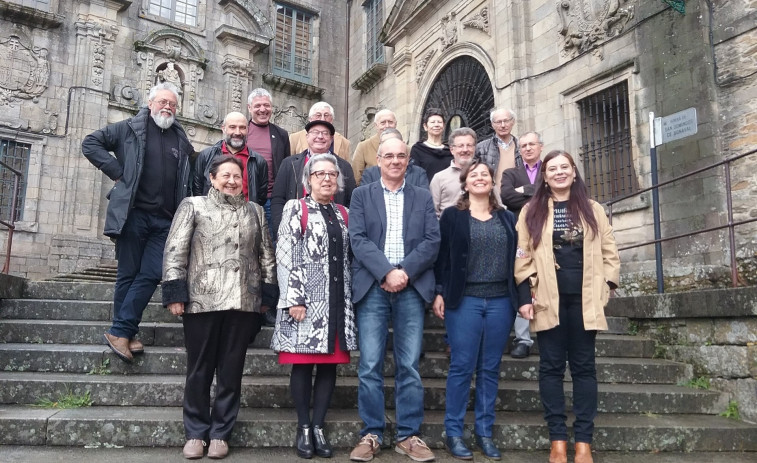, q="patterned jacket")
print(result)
[272,197,357,354]
[161,187,277,313]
